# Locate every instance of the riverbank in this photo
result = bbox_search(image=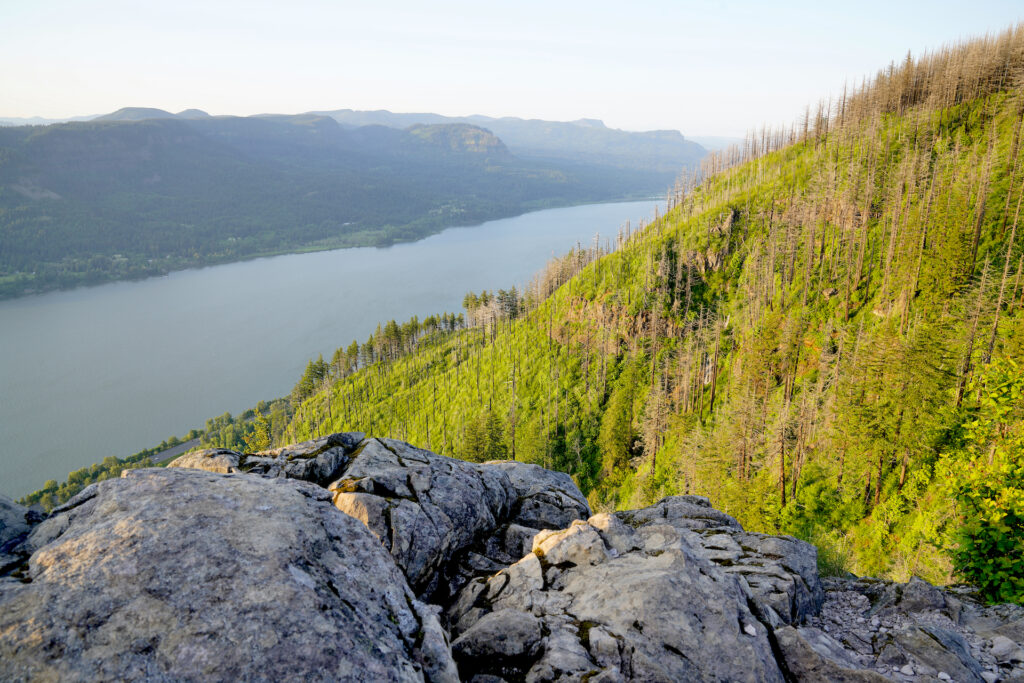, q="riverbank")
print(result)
[0,194,658,302]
